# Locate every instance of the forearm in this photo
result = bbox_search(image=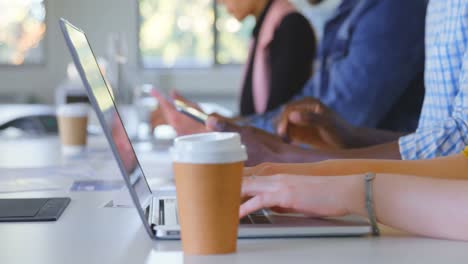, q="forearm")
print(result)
[251,154,468,180]
[283,141,402,163]
[345,126,406,148]
[319,154,468,180]
[348,174,468,241]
